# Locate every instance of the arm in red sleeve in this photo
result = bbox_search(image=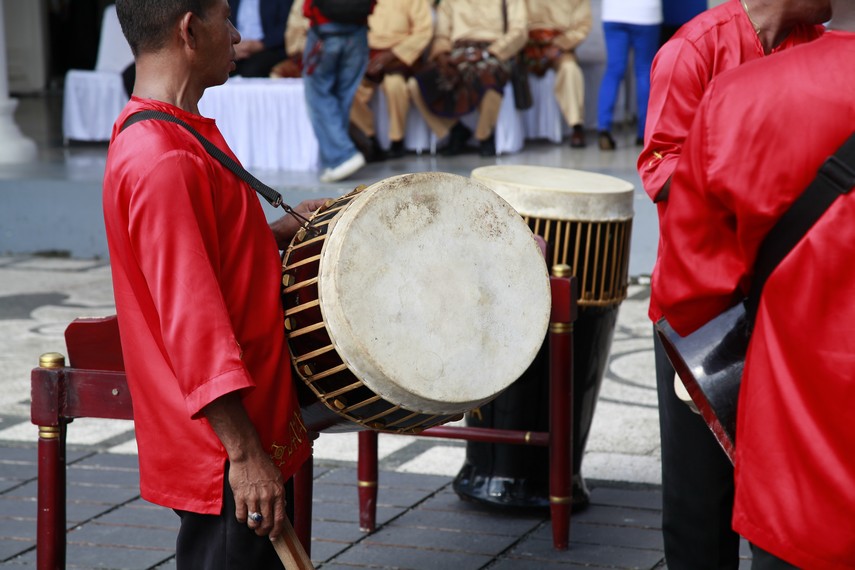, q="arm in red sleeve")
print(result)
[638,37,710,202]
[127,150,254,418]
[655,86,749,336]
